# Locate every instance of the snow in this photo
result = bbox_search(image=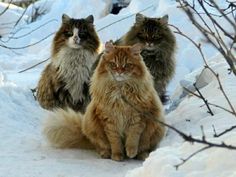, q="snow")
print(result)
[126,56,236,177]
[0,2,26,37]
[0,0,236,177]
